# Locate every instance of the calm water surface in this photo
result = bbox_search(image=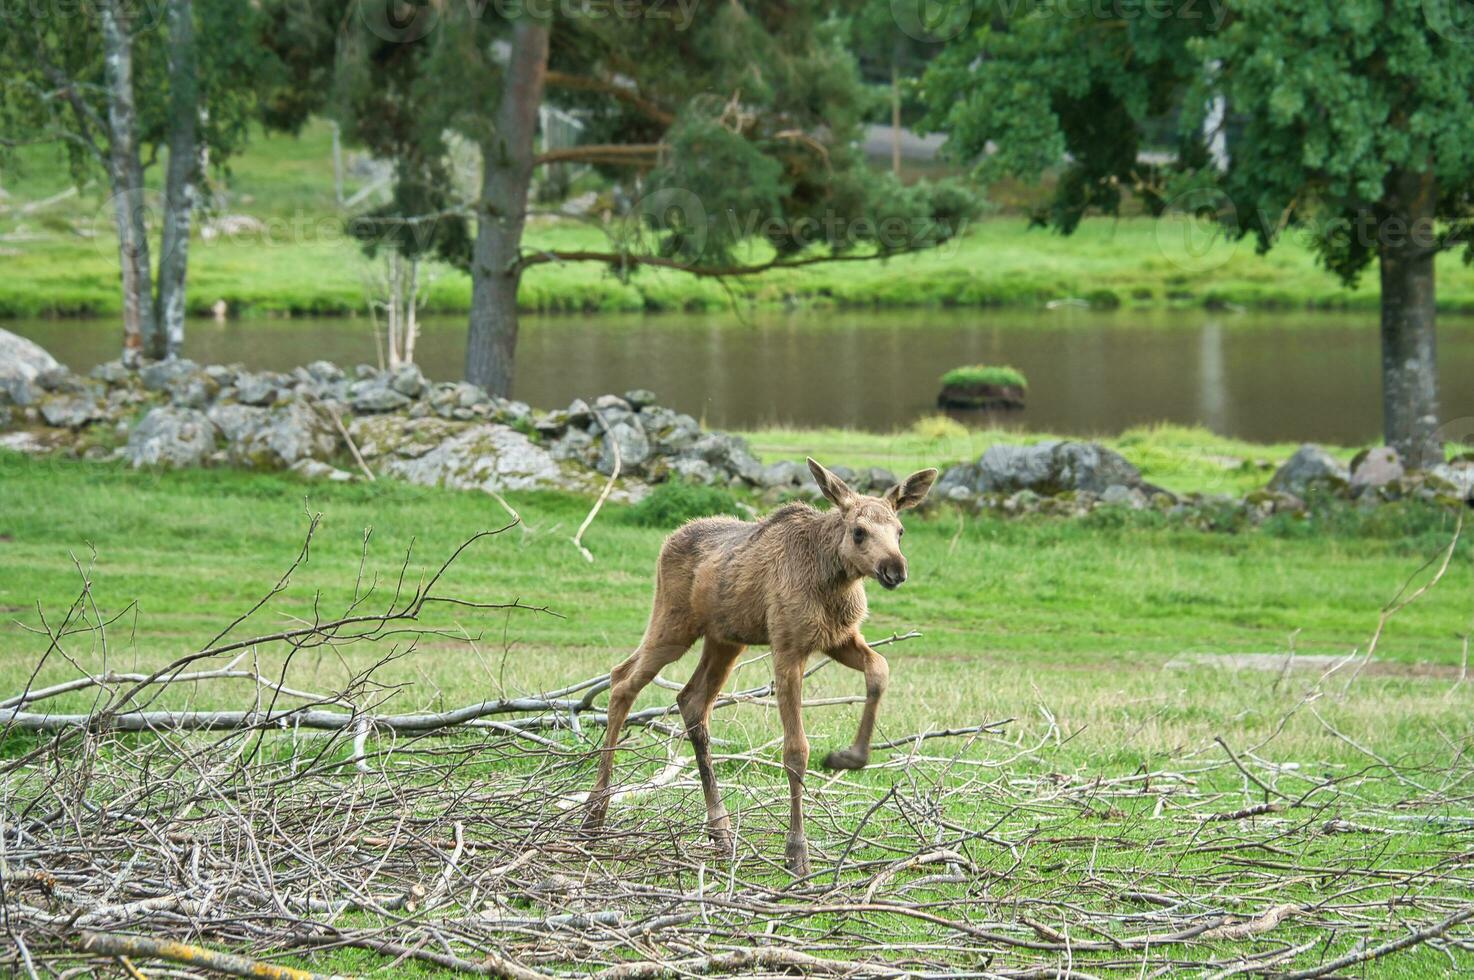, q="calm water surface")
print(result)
[11,309,1473,444]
